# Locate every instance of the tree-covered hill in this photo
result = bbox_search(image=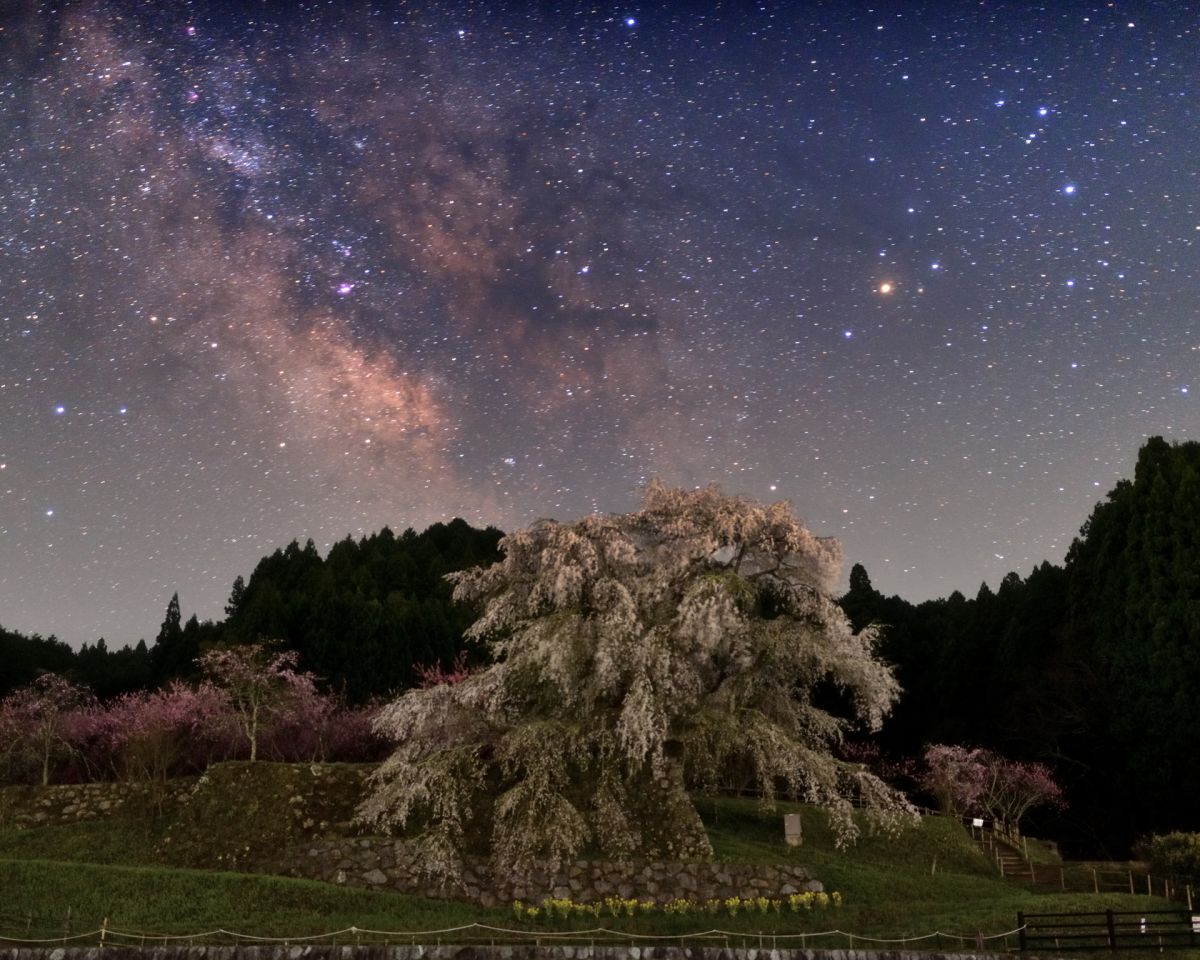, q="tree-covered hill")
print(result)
[843,436,1200,854]
[1,519,502,703]
[219,520,504,701]
[4,439,1200,856]
[0,628,77,693]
